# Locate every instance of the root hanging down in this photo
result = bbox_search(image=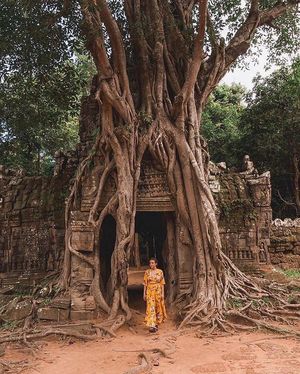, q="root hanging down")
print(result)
[177,253,300,337]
